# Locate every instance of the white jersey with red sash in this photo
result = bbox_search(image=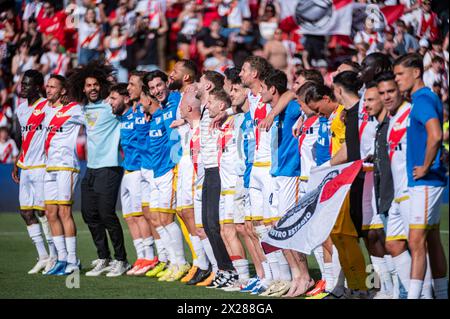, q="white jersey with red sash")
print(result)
[248,92,272,164]
[298,115,319,180]
[79,22,101,50]
[16,97,48,169]
[44,102,85,172]
[388,101,412,200]
[0,138,19,164]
